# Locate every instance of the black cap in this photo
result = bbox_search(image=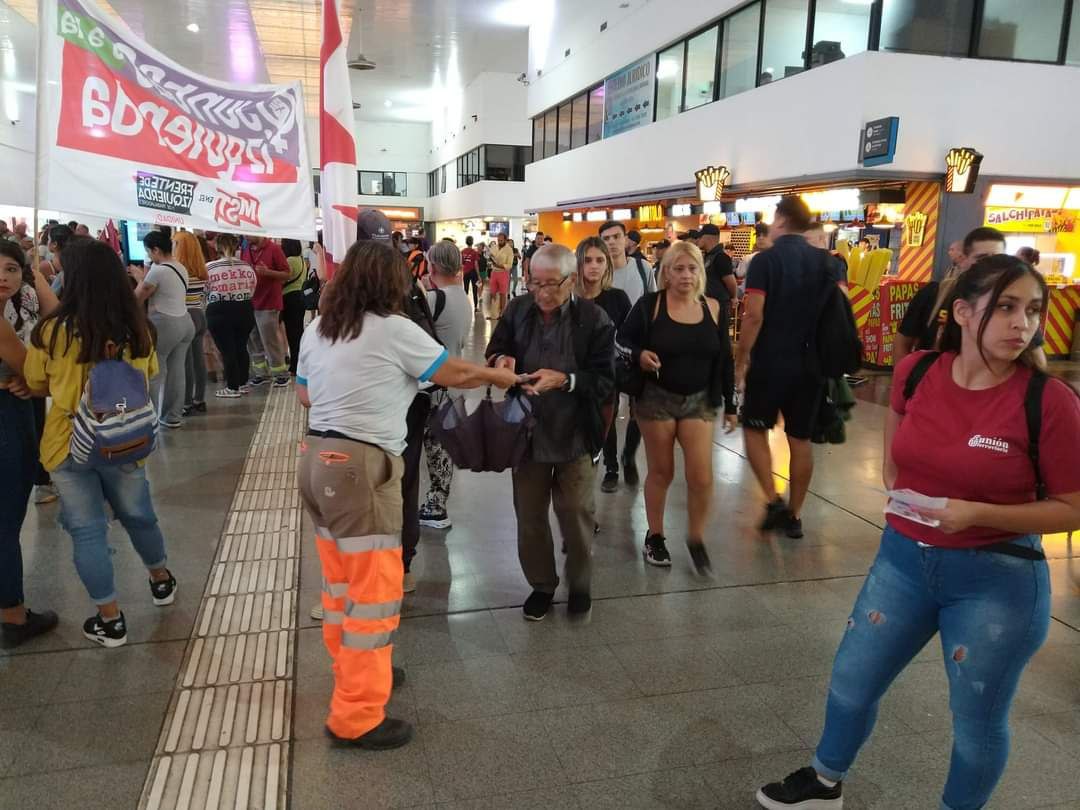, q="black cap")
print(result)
[699,224,721,236]
[356,208,393,242]
[688,229,701,239]
[626,229,641,244]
